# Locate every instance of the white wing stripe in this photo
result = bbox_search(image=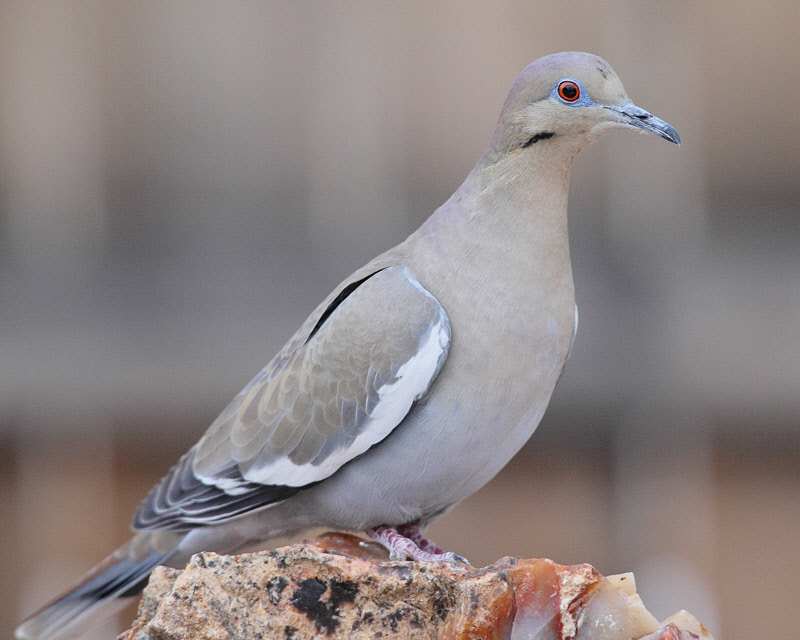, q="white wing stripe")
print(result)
[242,311,448,487]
